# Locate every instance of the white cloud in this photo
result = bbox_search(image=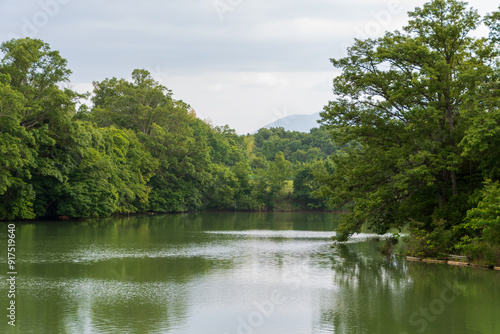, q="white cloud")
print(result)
[159,71,334,134]
[238,73,290,88]
[1,0,497,133]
